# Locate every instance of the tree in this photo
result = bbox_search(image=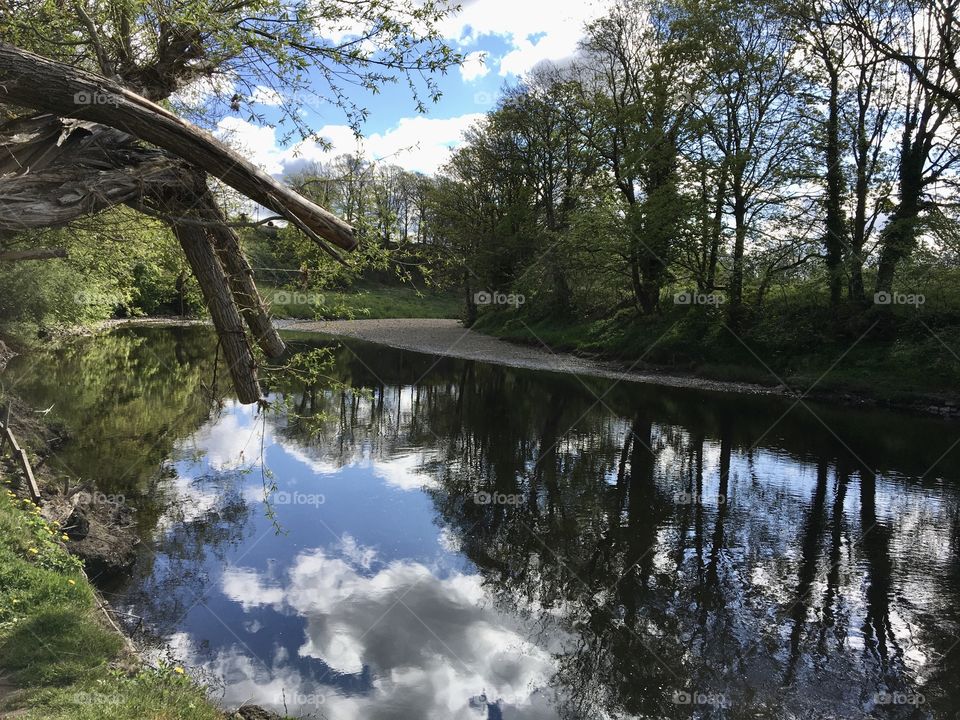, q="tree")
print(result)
[0,0,461,401]
[695,0,810,316]
[578,0,695,313]
[866,0,960,295]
